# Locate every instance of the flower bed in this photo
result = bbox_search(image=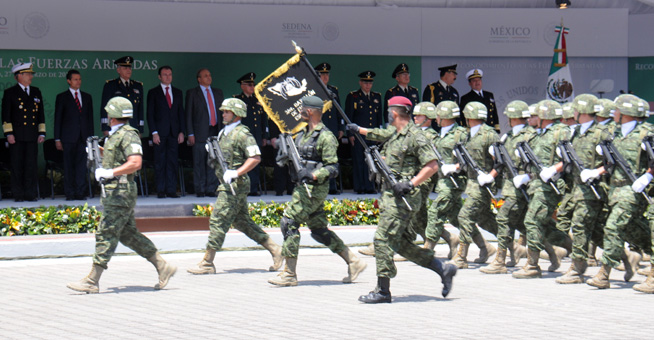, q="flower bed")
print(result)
[0,204,101,236]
